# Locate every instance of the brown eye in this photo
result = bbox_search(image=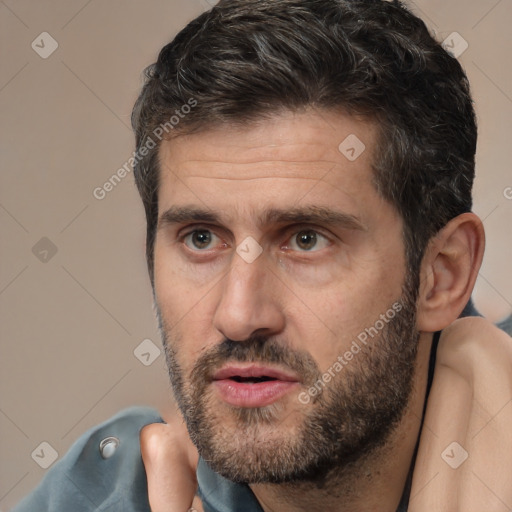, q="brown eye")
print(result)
[184,230,218,250]
[297,231,317,250]
[289,230,329,252]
